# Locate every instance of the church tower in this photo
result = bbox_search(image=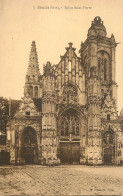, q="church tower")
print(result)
[80,16,121,165]
[24,41,42,98]
[80,16,117,105]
